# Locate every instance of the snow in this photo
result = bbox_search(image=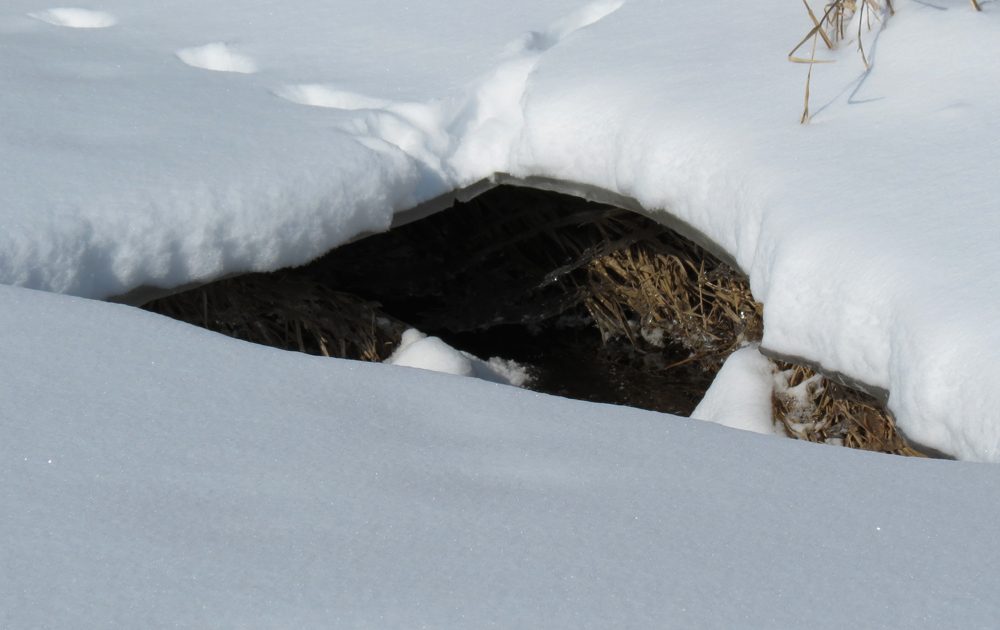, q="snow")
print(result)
[27,7,117,28]
[5,283,1000,628]
[692,347,783,436]
[176,43,258,74]
[4,0,997,459]
[4,0,1000,621]
[387,328,533,387]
